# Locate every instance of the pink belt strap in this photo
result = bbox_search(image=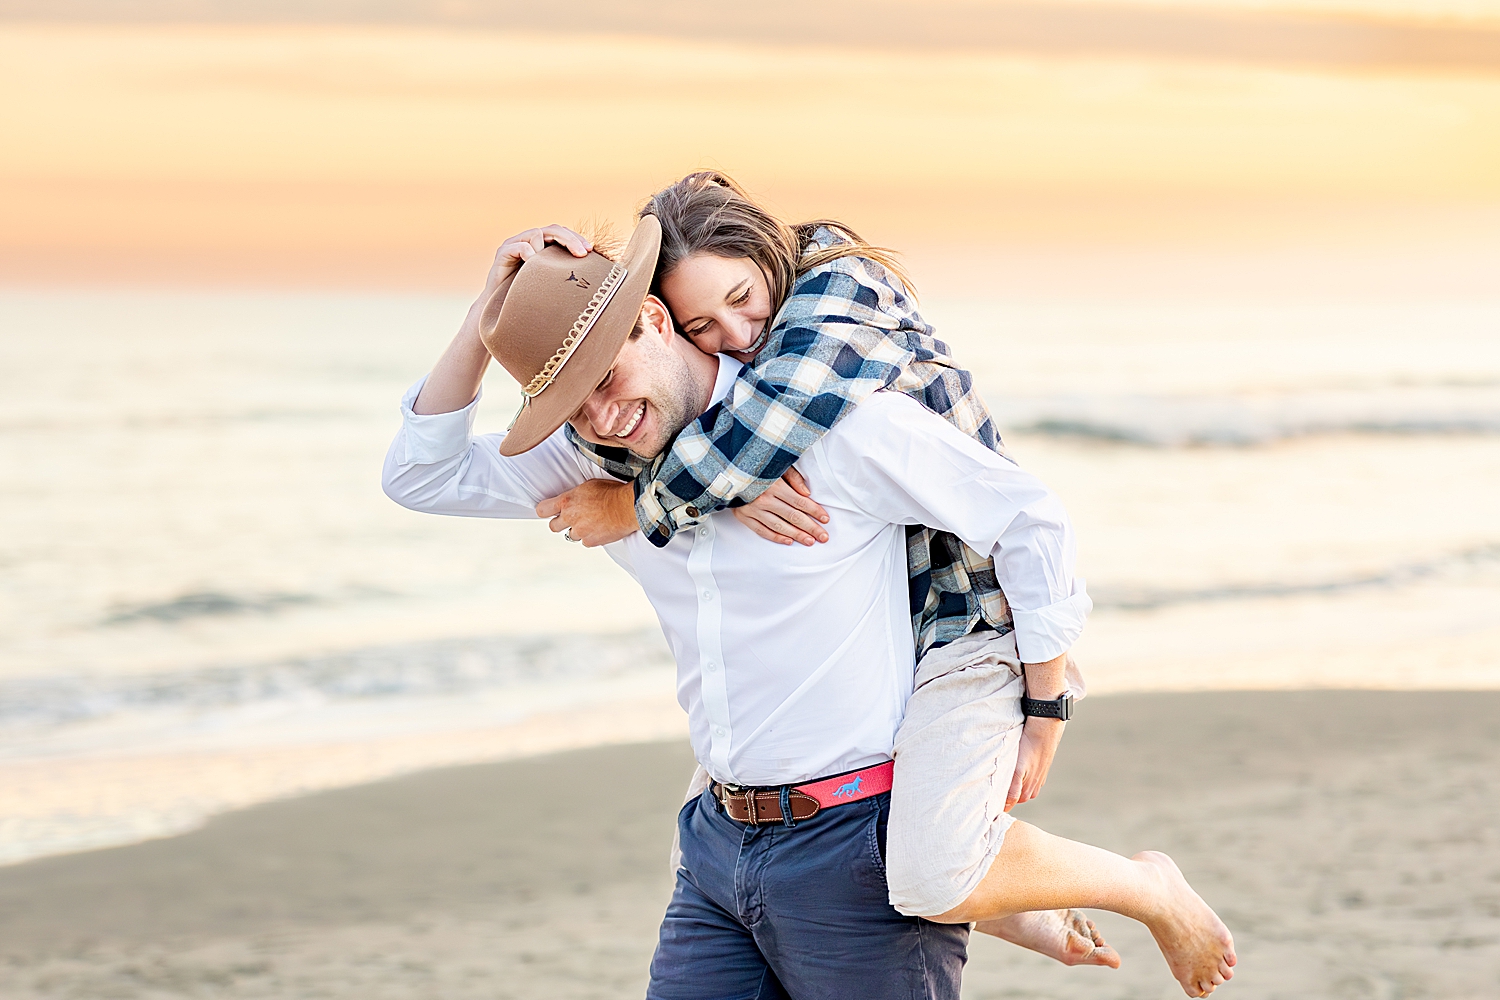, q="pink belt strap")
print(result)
[794,760,894,809]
